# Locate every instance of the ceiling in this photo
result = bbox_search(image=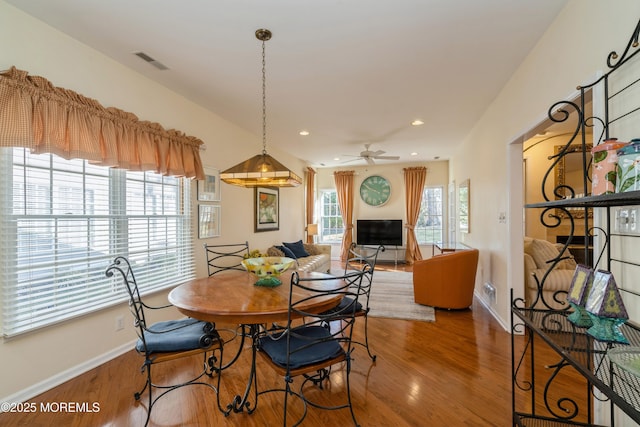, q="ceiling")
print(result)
[6,0,567,167]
